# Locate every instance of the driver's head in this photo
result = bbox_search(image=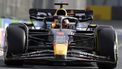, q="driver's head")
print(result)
[62,19,69,28]
[51,19,69,28]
